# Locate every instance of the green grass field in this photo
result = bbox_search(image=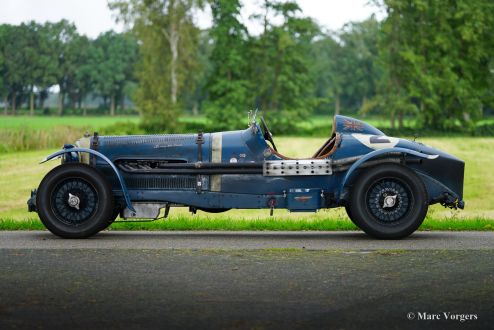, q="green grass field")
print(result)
[0,115,140,130]
[0,136,493,231]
